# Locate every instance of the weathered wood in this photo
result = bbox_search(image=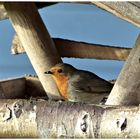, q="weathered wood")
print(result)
[0,4,8,20]
[106,34,140,105]
[55,38,130,61]
[0,99,140,138]
[1,2,140,27]
[92,2,140,27]
[0,76,47,99]
[11,34,131,61]
[0,77,25,99]
[4,2,62,99]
